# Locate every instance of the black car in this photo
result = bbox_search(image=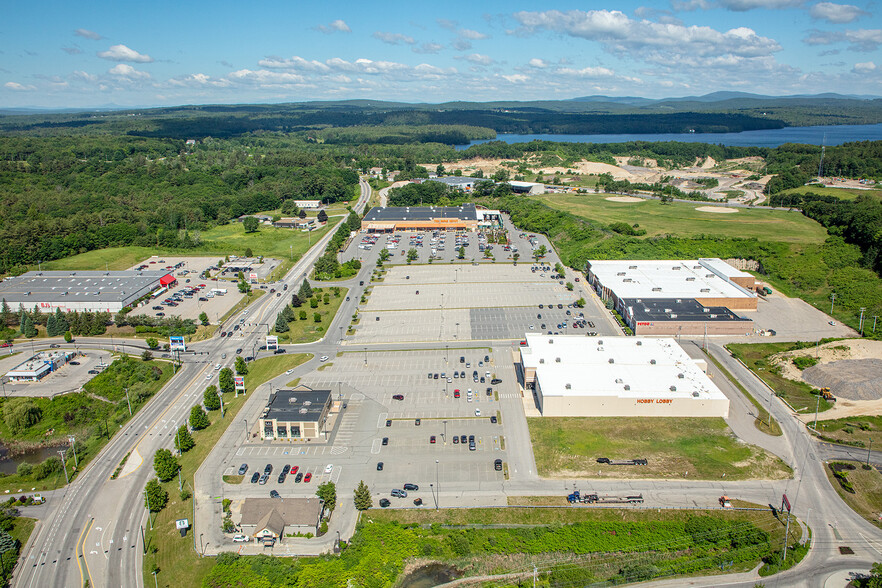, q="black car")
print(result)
[415,418,421,426]
[220,331,227,337]
[490,415,498,424]
[382,437,389,446]
[494,459,503,471]
[486,387,493,396]
[236,348,243,354]
[238,464,249,475]
[403,483,419,491]
[88,369,100,374]
[377,462,384,471]
[453,436,459,444]
[386,420,392,427]
[460,435,467,444]
[69,361,80,366]
[274,348,286,354]
[250,472,260,483]
[379,498,390,507]
[491,378,502,385]
[270,490,281,499]
[294,472,303,483]
[282,464,291,475]
[459,356,465,363]
[433,373,439,379]
[277,472,287,483]
[484,355,489,362]
[264,464,273,475]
